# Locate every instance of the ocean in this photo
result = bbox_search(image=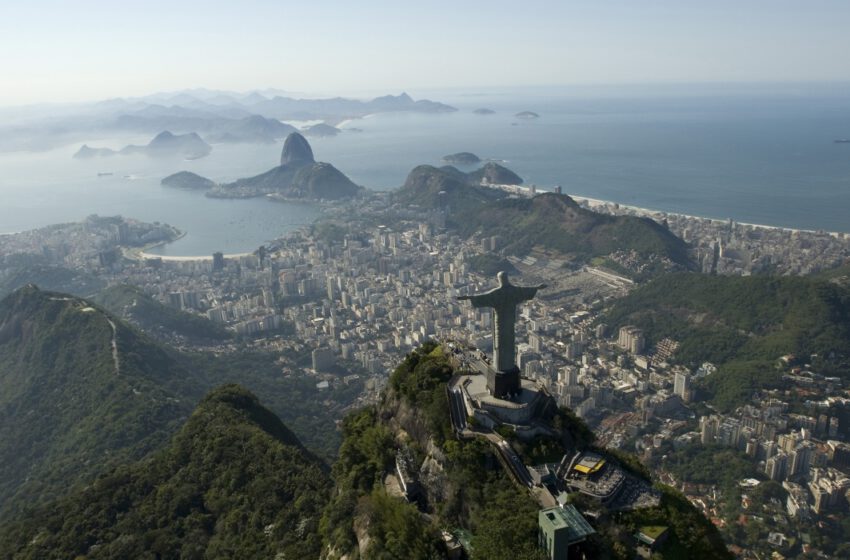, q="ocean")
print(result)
[1,84,849,256]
